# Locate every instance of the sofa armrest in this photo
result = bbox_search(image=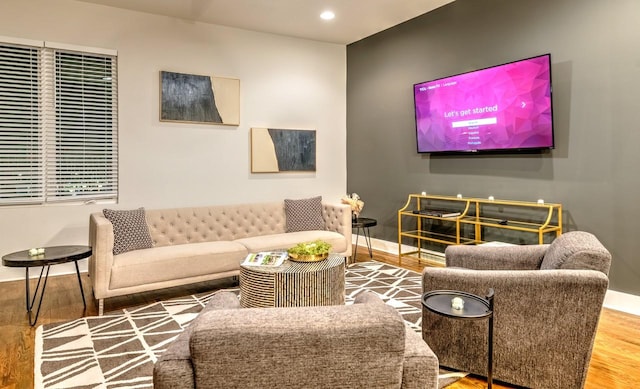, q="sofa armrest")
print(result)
[88,212,115,299]
[445,244,549,270]
[153,292,240,389]
[402,327,439,389]
[323,202,352,256]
